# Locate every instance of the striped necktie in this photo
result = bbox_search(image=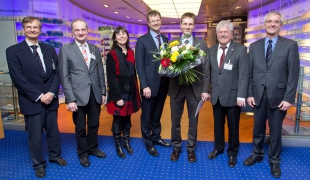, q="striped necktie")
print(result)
[80,44,89,68]
[266,40,273,68]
